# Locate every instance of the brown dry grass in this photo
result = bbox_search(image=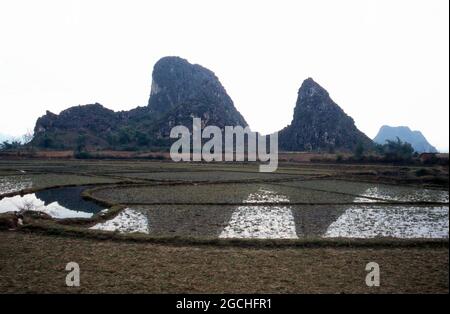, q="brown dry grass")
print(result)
[0,231,447,294]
